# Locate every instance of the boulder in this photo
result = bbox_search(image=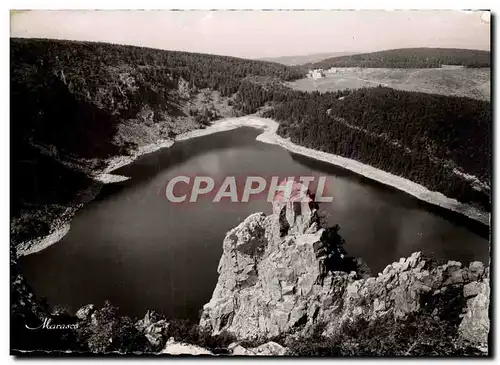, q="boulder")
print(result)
[463,281,482,298]
[76,304,95,320]
[135,310,169,348]
[468,261,485,281]
[459,279,490,346]
[230,341,287,356]
[162,337,213,355]
[231,344,255,355]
